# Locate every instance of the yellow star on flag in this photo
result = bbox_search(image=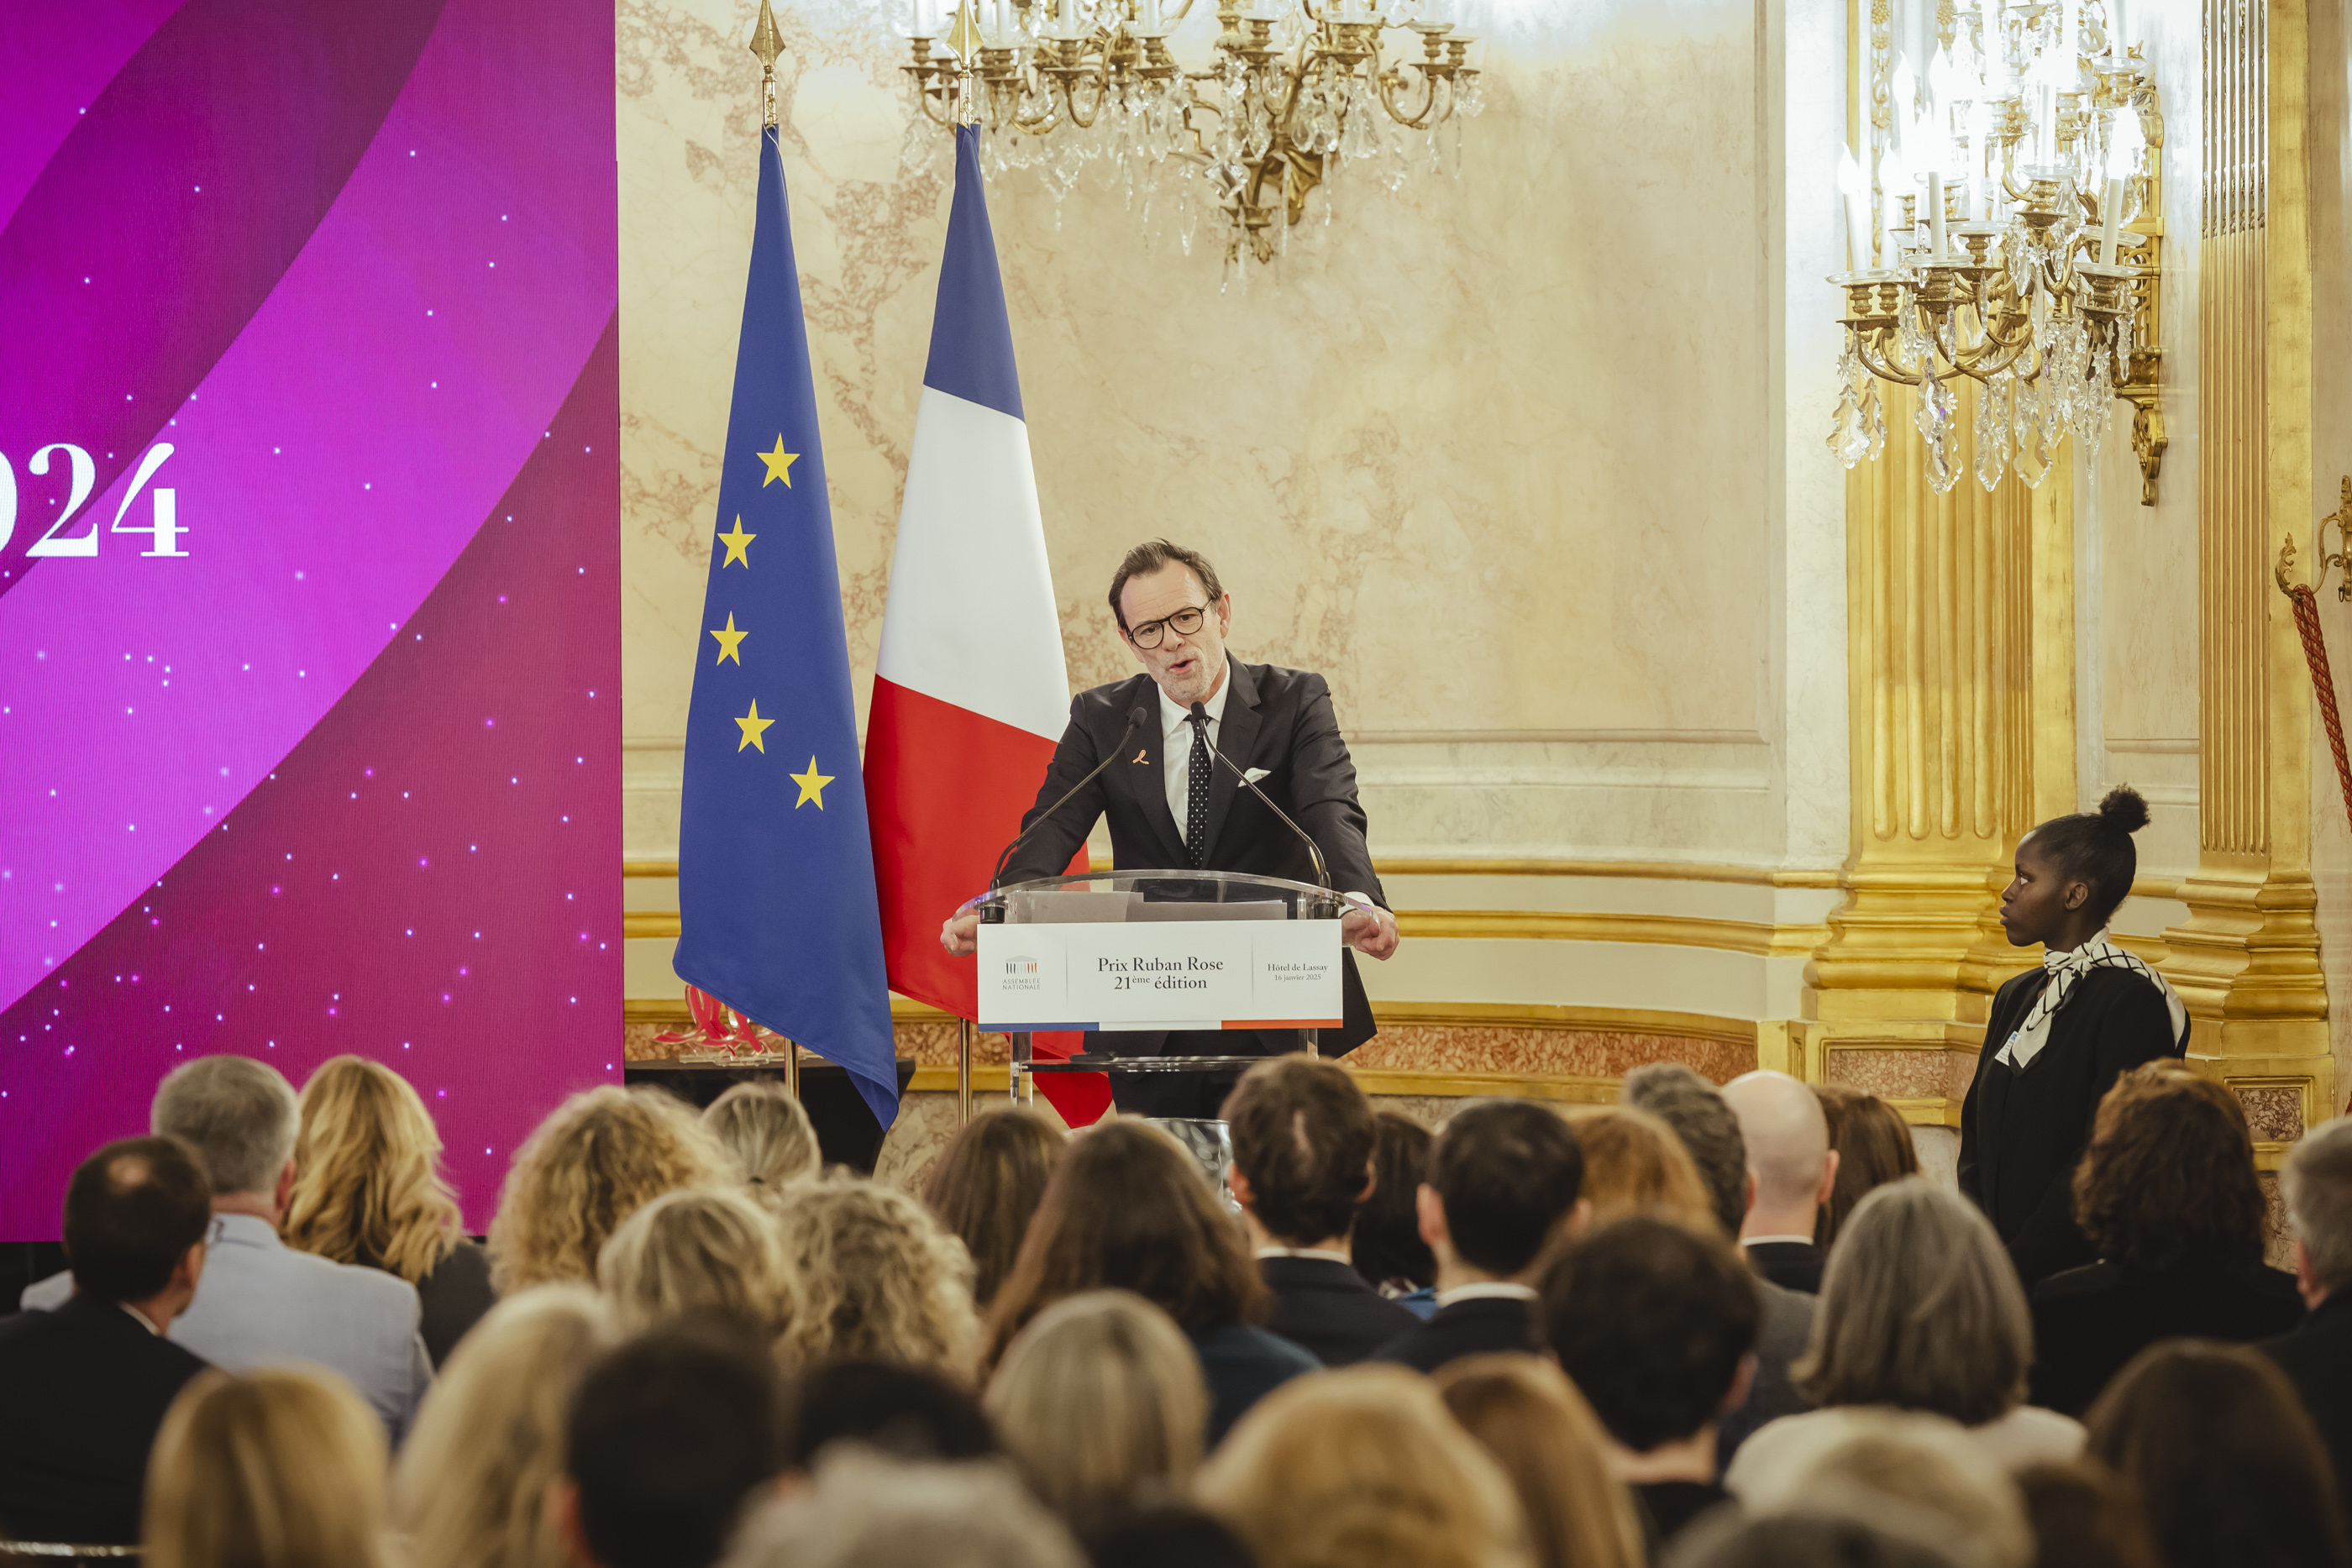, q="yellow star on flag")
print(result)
[758,437,799,488]
[716,516,755,567]
[790,756,835,810]
[734,700,775,753]
[708,612,748,666]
